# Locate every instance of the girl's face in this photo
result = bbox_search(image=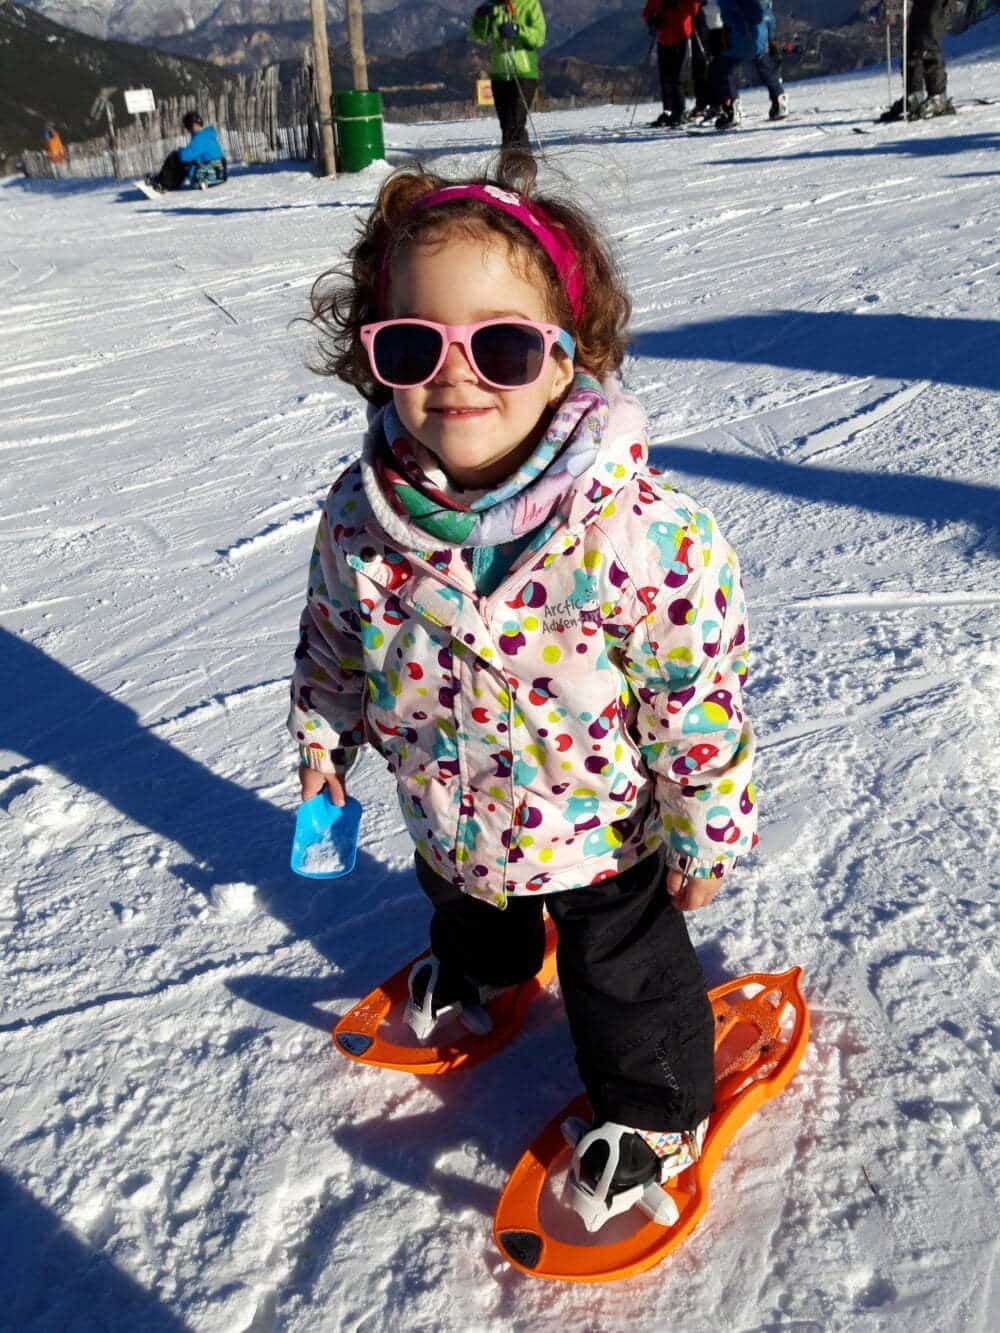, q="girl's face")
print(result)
[387,233,575,489]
